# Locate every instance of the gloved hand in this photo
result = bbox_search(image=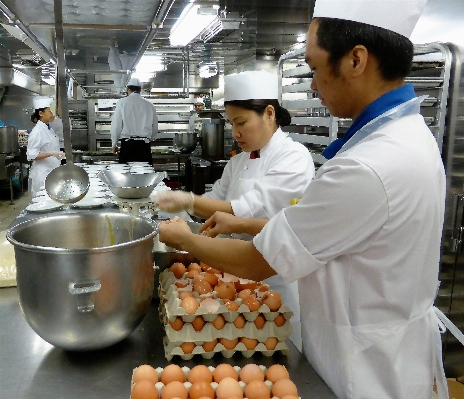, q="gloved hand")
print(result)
[52,151,66,160]
[156,191,194,213]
